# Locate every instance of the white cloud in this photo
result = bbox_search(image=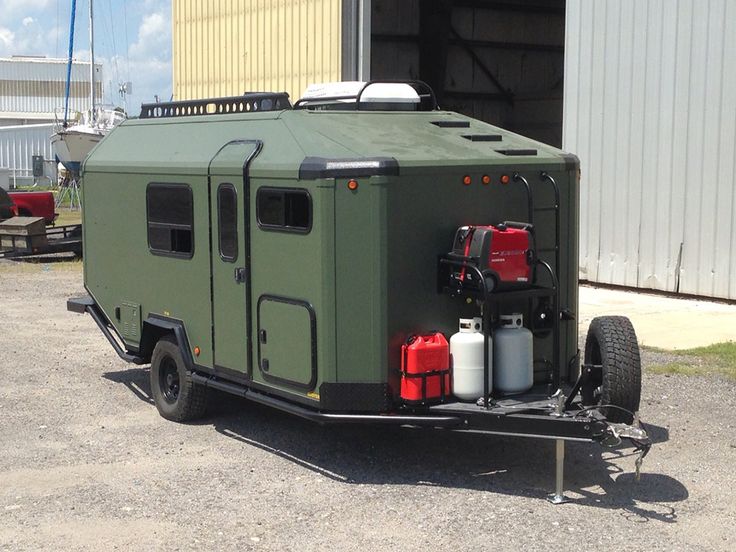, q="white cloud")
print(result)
[0,28,15,51]
[0,15,51,57]
[129,11,170,59]
[124,7,172,106]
